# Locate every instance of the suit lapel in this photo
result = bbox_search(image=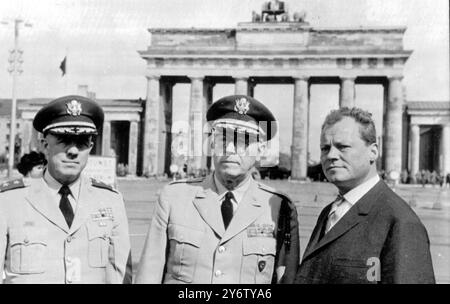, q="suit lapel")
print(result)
[25,178,69,233]
[69,175,97,235]
[308,206,364,257]
[220,179,264,244]
[302,180,384,261]
[301,204,332,260]
[192,175,225,238]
